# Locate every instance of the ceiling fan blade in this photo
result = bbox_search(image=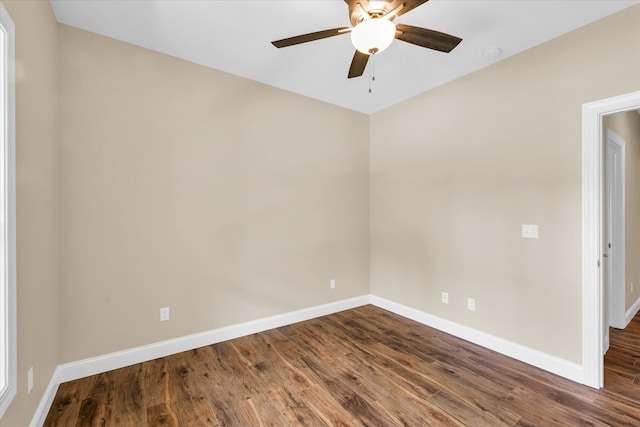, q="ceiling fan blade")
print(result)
[391,0,430,18]
[272,27,350,48]
[348,51,369,79]
[395,24,462,53]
